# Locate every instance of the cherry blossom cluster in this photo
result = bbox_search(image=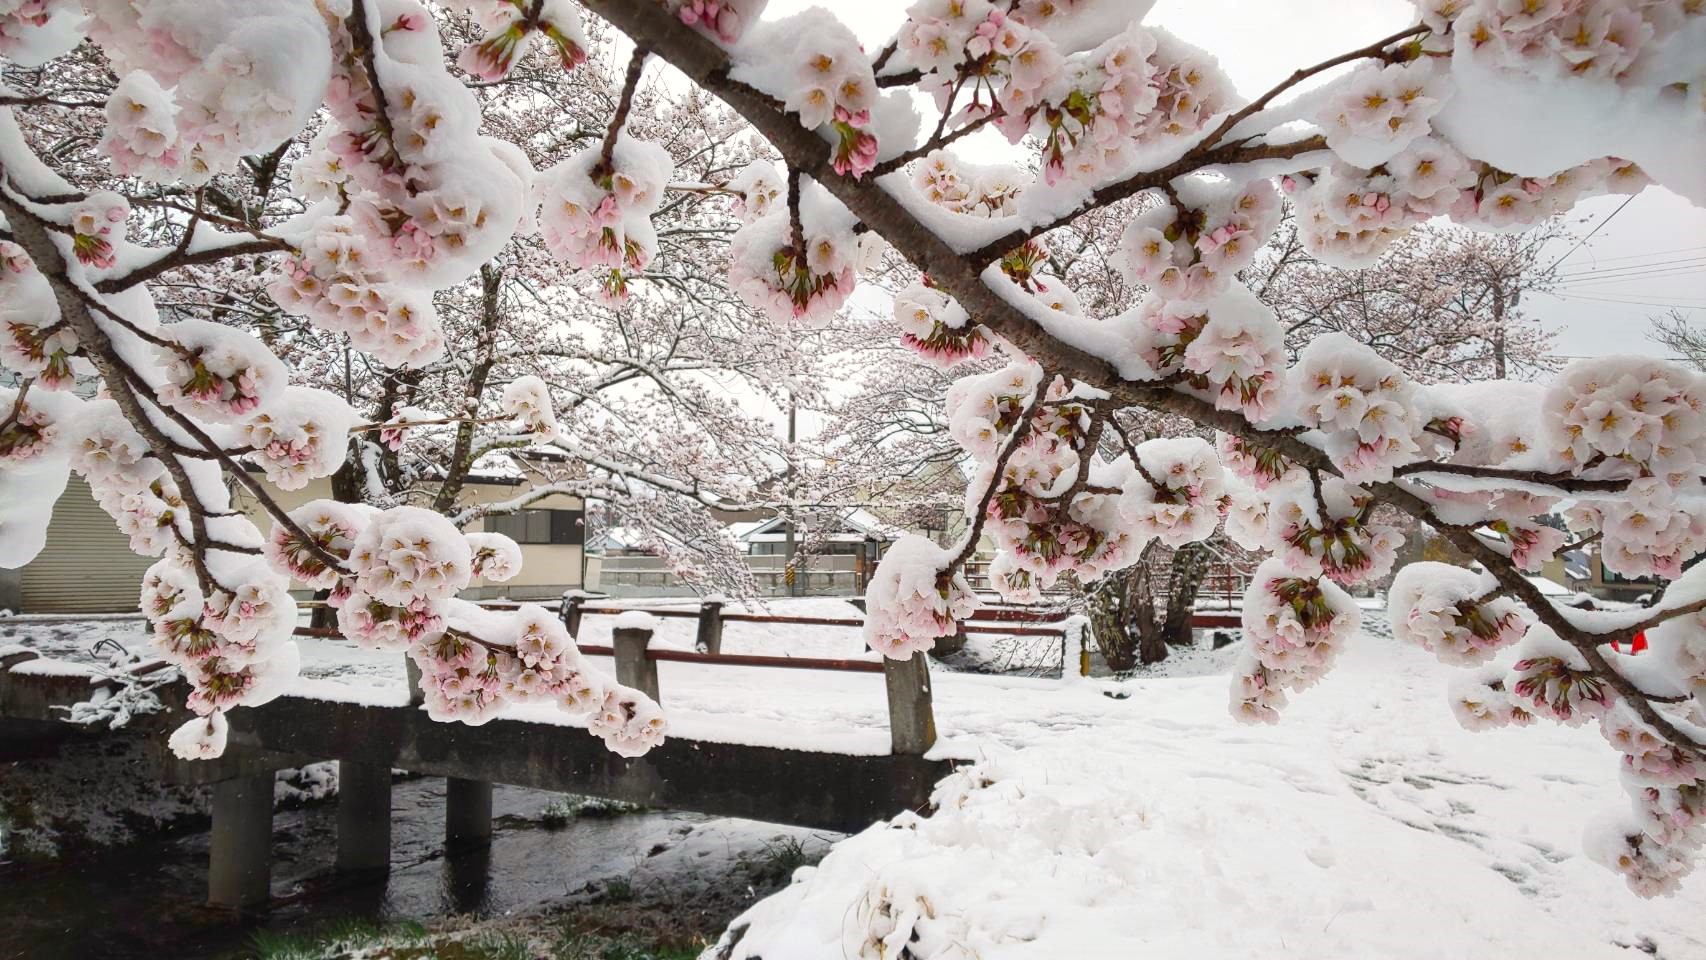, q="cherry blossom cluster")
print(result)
[255,499,664,754]
[1542,357,1706,480]
[1118,180,1283,301]
[154,318,288,424]
[862,534,979,658]
[727,161,785,224]
[1014,25,1231,184]
[535,135,674,303]
[762,10,880,178]
[0,0,80,66]
[1319,57,1453,168]
[910,151,1025,218]
[140,555,300,722]
[1127,285,1287,421]
[0,240,75,389]
[670,0,766,45]
[1294,333,1432,482]
[500,375,560,440]
[1118,437,1226,548]
[896,1,1059,136]
[455,0,588,81]
[68,191,128,269]
[288,0,524,302]
[728,186,863,326]
[1230,559,1362,720]
[240,387,361,492]
[1268,476,1403,585]
[84,0,332,184]
[1388,562,1525,666]
[893,280,989,368]
[267,212,448,369]
[1568,479,1706,581]
[1428,0,1698,82]
[1447,157,1647,231]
